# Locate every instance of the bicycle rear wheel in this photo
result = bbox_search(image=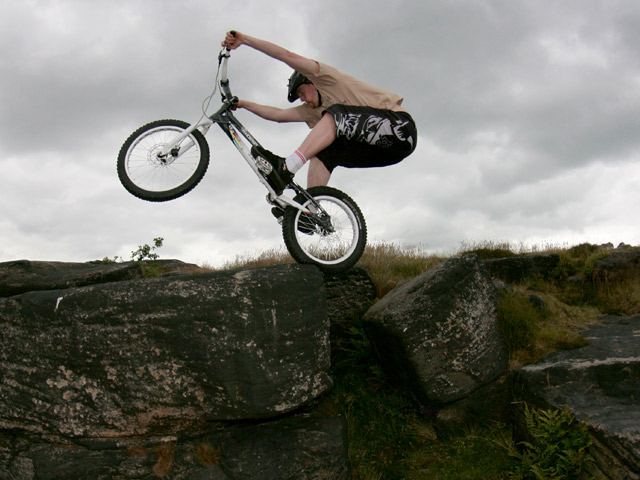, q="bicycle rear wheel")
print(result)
[117,119,210,202]
[282,186,367,273]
